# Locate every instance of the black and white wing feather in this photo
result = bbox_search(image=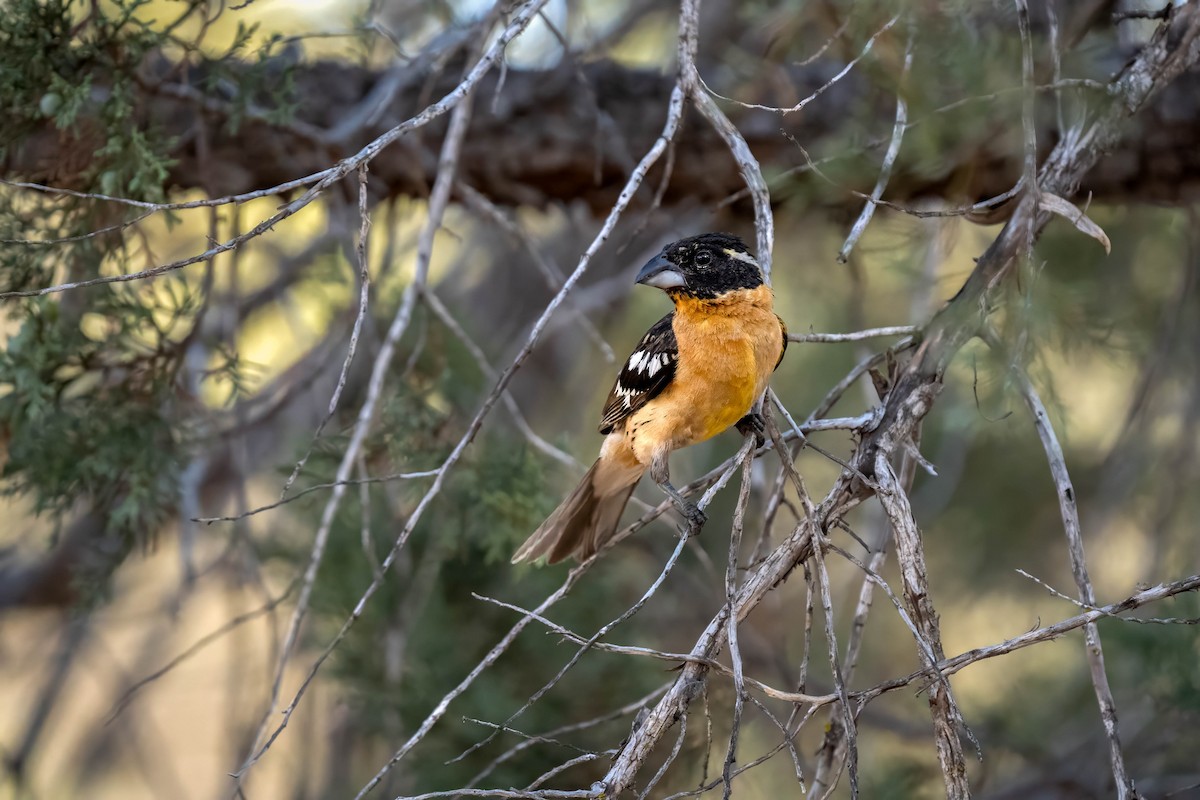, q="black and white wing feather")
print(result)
[598,313,677,434]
